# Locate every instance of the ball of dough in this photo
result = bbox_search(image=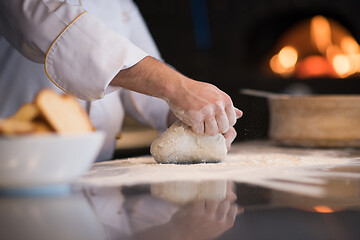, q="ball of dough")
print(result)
[150,121,227,164]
